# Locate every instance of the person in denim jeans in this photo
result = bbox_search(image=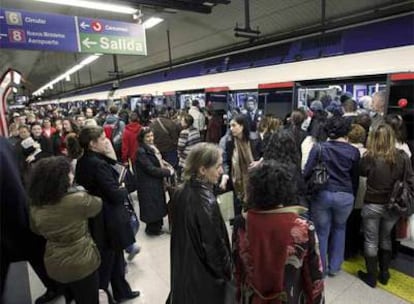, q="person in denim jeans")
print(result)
[358,124,413,288]
[304,116,360,276]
